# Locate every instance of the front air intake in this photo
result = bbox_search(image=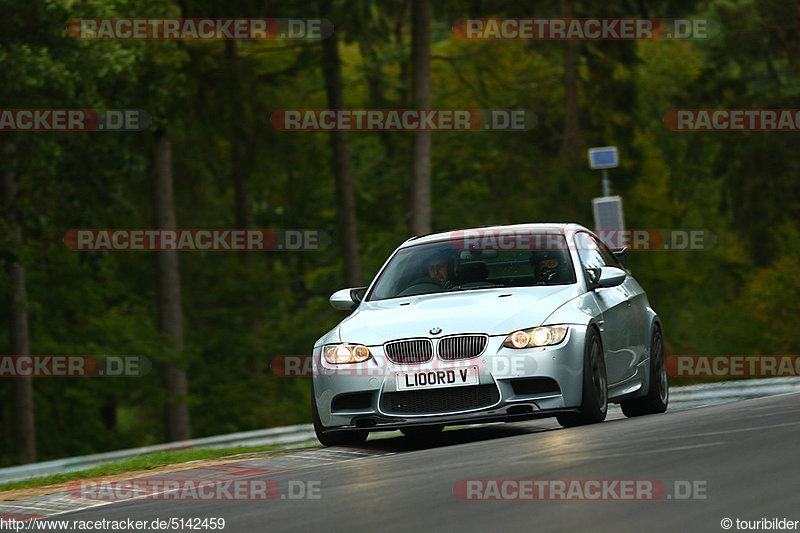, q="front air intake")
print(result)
[384,338,434,364]
[437,335,488,360]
